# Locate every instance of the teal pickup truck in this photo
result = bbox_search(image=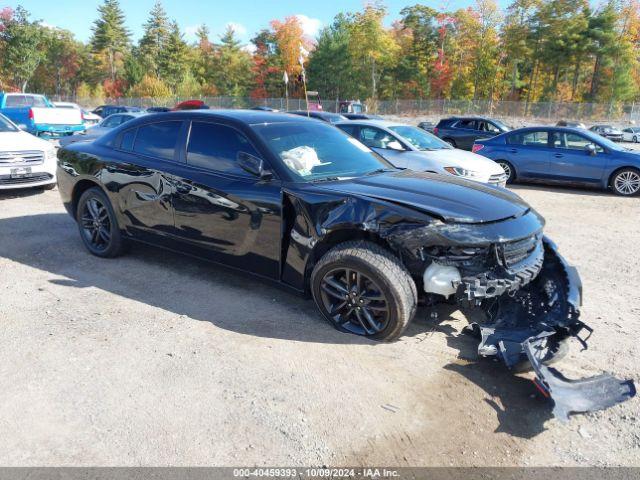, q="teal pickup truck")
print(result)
[0,92,85,138]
